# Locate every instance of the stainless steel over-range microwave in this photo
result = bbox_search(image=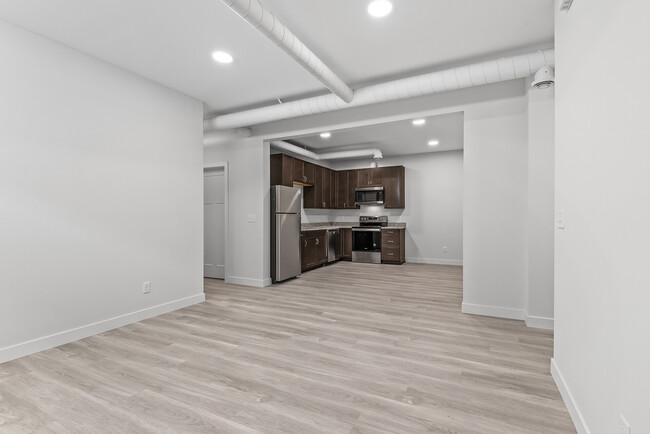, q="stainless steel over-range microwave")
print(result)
[355,187,384,205]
